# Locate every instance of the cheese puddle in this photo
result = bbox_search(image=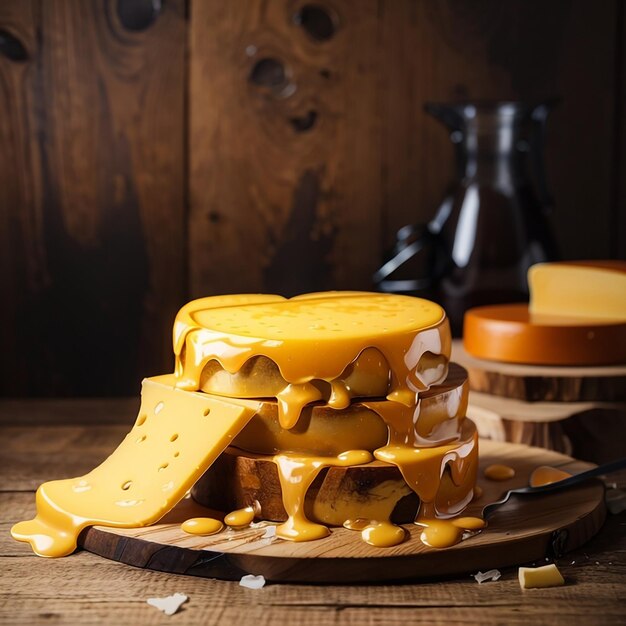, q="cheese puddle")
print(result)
[225,506,256,528]
[273,450,373,541]
[417,516,486,549]
[529,466,571,487]
[182,517,224,536]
